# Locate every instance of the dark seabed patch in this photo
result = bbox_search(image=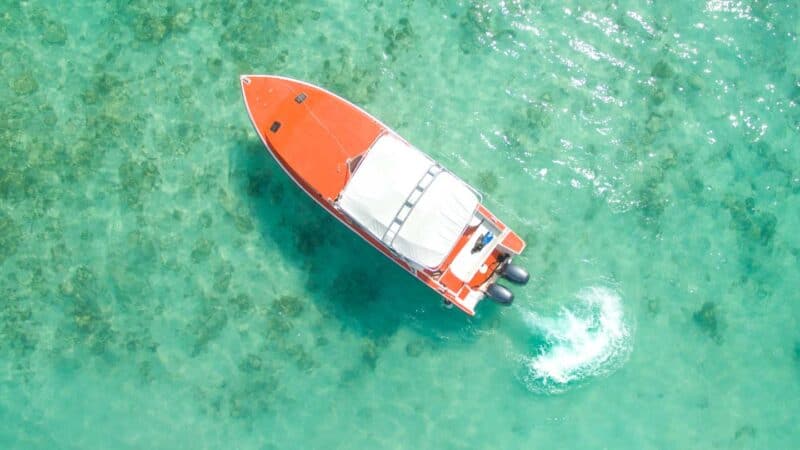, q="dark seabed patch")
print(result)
[692,301,722,343]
